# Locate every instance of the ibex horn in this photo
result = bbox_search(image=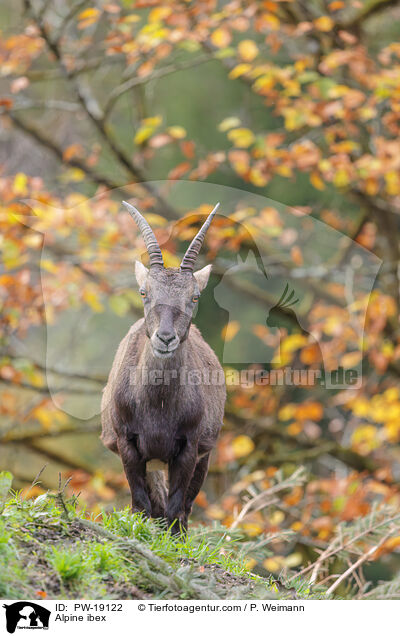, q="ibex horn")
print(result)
[180,203,220,273]
[122,201,164,269]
